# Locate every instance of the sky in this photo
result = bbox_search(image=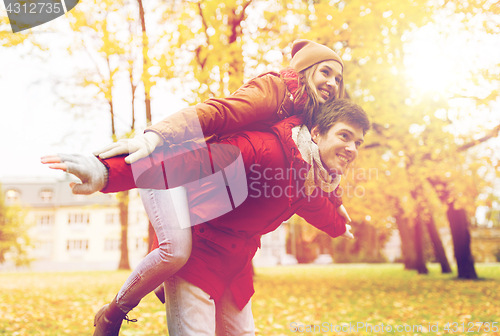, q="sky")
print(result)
[0,18,187,179]
[0,44,101,178]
